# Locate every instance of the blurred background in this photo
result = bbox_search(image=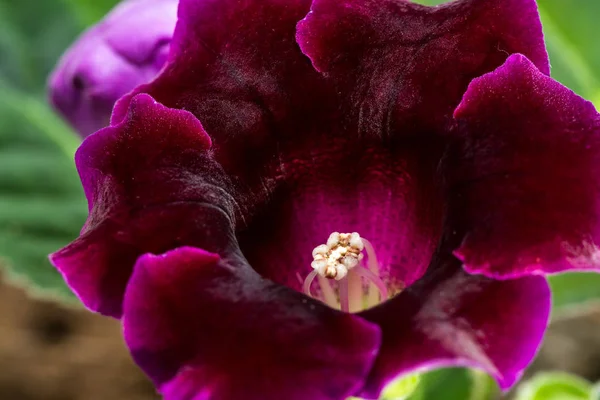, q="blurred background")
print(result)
[0,0,599,399]
[0,0,160,398]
